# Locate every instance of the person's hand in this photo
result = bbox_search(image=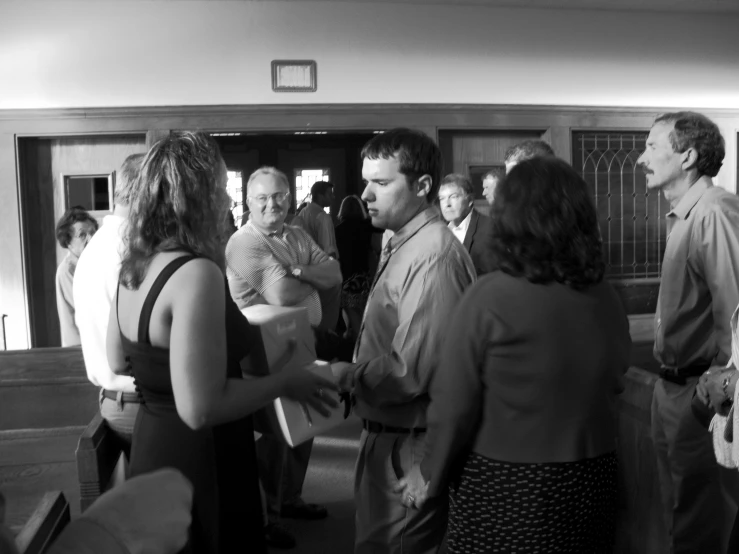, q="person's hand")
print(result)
[699,367,736,413]
[331,361,355,392]
[393,463,430,510]
[65,468,193,554]
[278,363,340,418]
